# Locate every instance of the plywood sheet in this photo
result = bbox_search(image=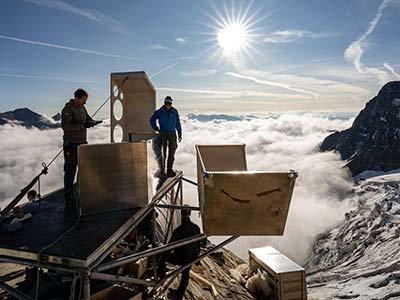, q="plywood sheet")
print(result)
[249,247,304,274]
[110,71,156,142]
[79,142,148,215]
[202,172,295,235]
[196,144,247,172]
